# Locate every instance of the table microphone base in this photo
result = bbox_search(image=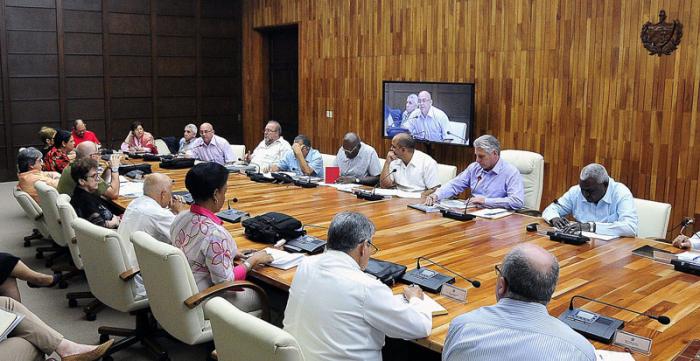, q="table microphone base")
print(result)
[356,191,385,201]
[440,209,476,221]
